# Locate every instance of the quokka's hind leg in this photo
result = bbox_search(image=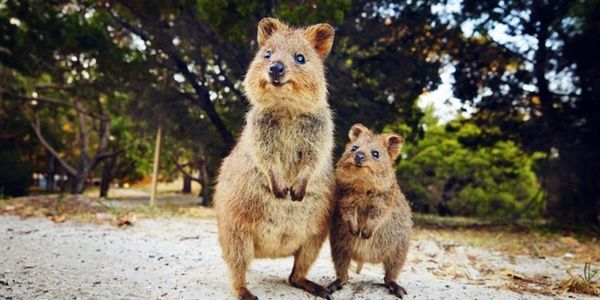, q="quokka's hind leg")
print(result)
[220,229,257,300]
[382,255,408,299]
[327,246,351,292]
[288,233,332,299]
